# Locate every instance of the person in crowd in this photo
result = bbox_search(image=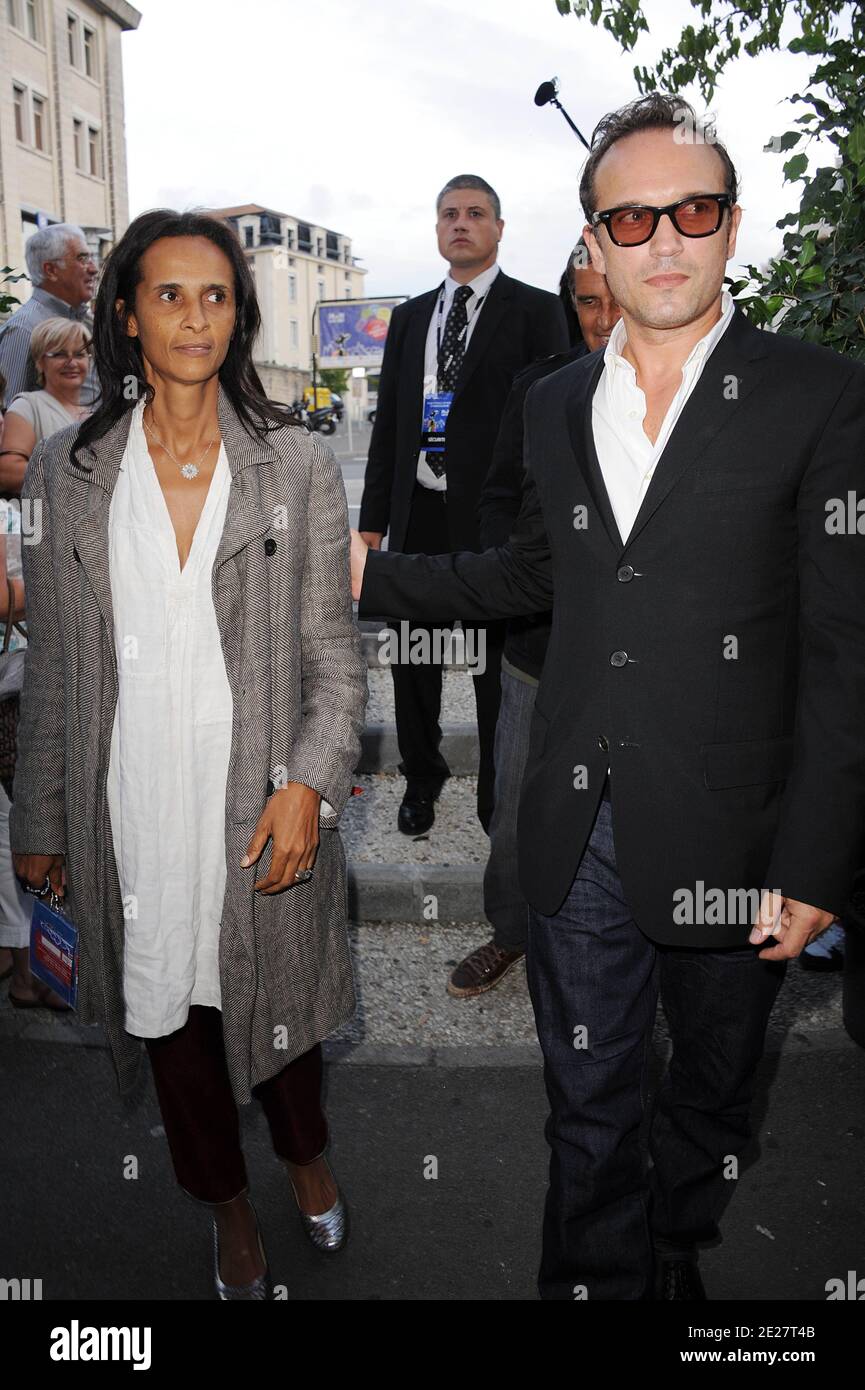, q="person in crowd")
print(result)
[10,209,367,1300]
[448,242,621,998]
[0,224,99,409]
[351,94,865,1300]
[358,175,567,836]
[0,319,94,493]
[0,502,67,1007]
